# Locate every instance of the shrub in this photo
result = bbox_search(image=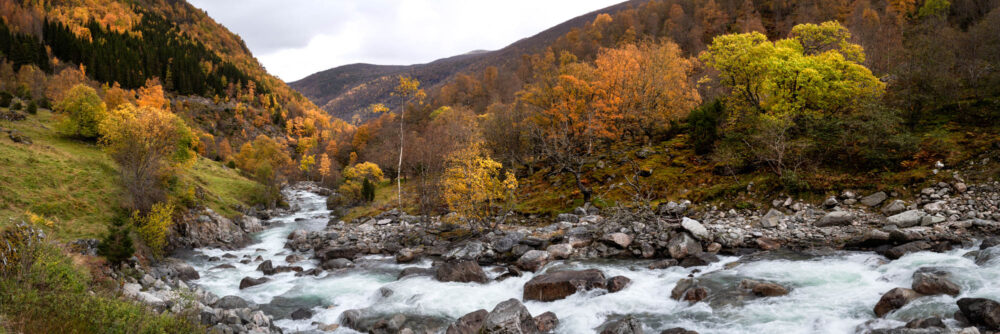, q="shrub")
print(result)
[25,100,37,114]
[9,101,22,111]
[0,92,11,107]
[133,202,174,258]
[687,99,725,155]
[361,178,375,202]
[55,84,107,140]
[97,213,135,266]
